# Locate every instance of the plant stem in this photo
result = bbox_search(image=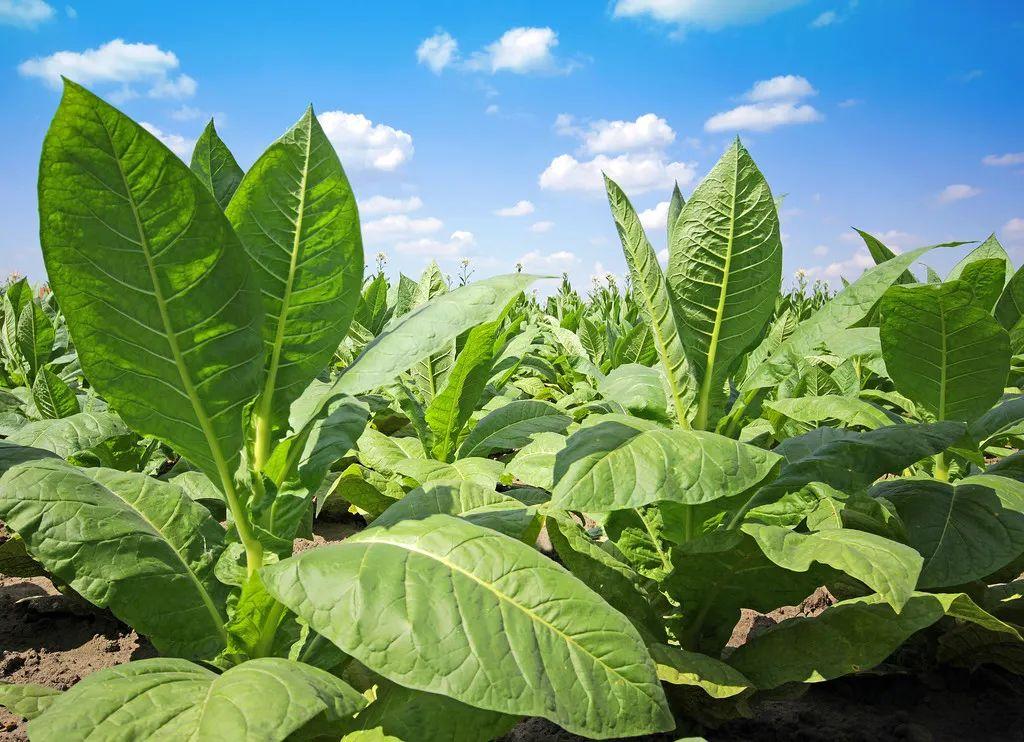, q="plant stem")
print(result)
[934,451,949,482]
[252,599,287,658]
